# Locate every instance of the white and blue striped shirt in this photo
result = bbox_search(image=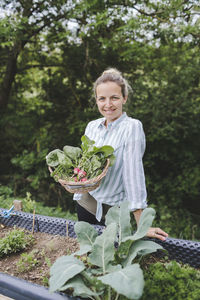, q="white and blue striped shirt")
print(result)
[74,112,148,221]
